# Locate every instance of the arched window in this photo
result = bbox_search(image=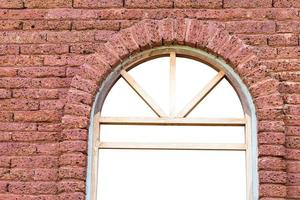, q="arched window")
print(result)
[88,47,257,200]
